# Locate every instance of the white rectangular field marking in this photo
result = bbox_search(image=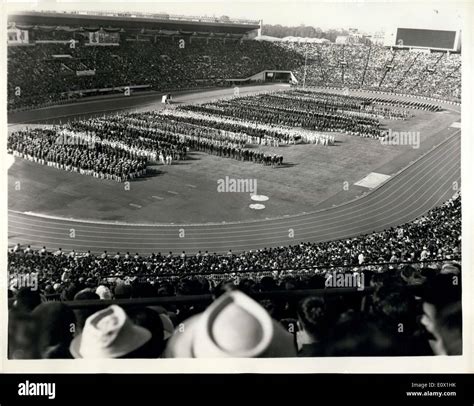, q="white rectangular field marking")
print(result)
[450,122,461,128]
[354,172,391,189]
